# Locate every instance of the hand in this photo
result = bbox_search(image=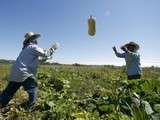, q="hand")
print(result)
[52,42,60,50]
[112,46,117,52]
